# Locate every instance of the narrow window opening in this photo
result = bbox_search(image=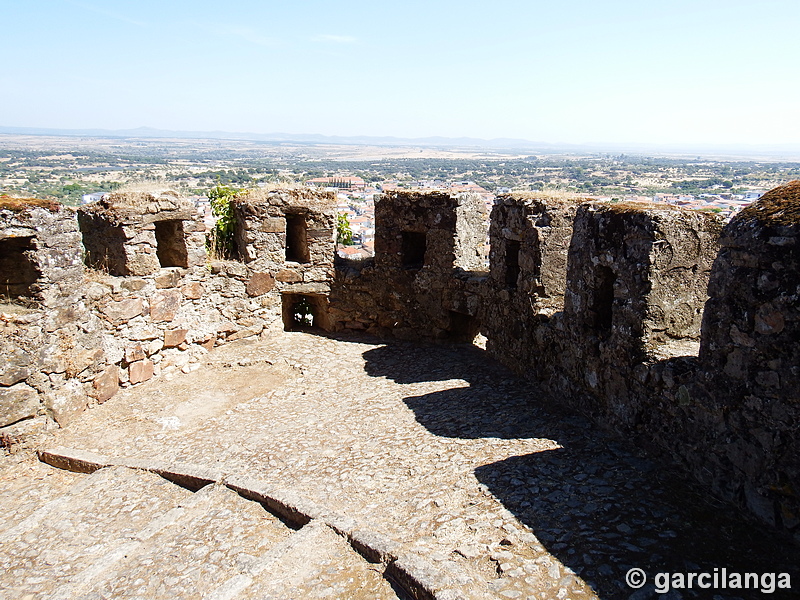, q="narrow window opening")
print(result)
[78,213,129,275]
[0,237,41,302]
[593,265,616,334]
[154,220,189,268]
[448,310,481,343]
[505,240,521,288]
[282,293,330,331]
[286,215,310,263]
[401,231,426,269]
